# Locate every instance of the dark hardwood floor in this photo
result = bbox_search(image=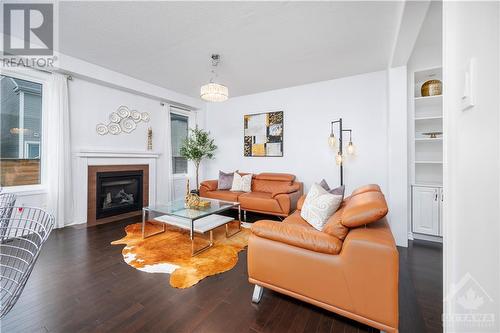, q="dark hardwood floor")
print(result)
[1,214,443,333]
